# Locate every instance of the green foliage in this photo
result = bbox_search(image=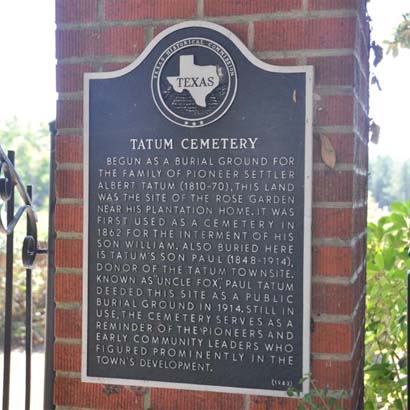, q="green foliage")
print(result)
[365,201,409,409]
[0,117,50,209]
[287,375,347,410]
[385,13,410,56]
